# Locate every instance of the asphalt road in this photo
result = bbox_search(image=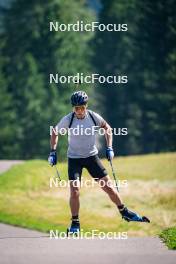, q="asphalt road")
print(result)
[0,161,176,264]
[0,223,176,264]
[0,160,23,174]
